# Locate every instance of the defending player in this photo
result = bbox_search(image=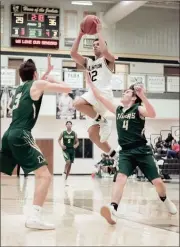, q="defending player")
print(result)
[58,121,79,186]
[0,58,71,230]
[71,20,117,159]
[86,72,177,225]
